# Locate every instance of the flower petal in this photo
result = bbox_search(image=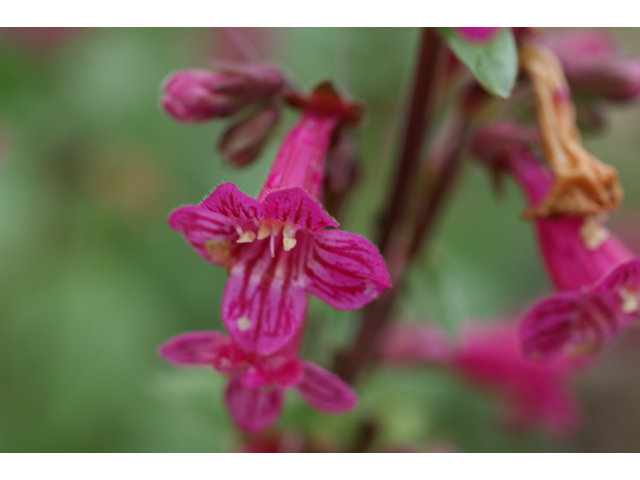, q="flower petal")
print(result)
[521,292,580,360]
[222,237,307,354]
[263,187,338,232]
[203,183,266,222]
[295,362,357,413]
[242,357,304,388]
[305,229,390,310]
[157,331,226,366]
[225,376,284,433]
[198,335,250,373]
[168,205,236,267]
[593,258,640,295]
